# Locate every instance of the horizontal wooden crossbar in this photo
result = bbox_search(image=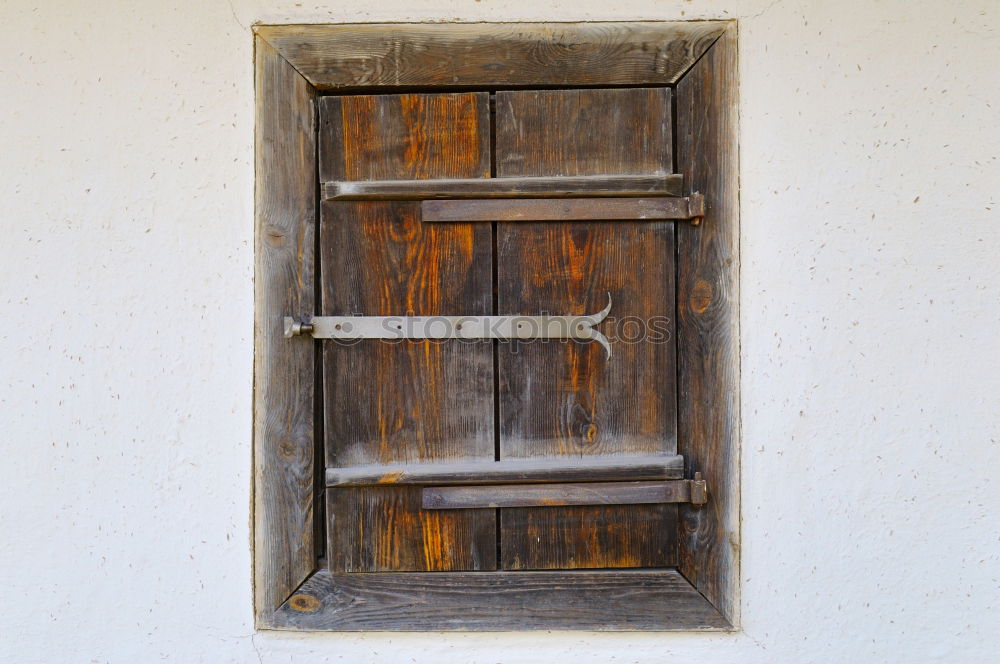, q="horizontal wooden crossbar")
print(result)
[323,174,683,200]
[422,479,707,509]
[257,22,729,91]
[422,194,705,222]
[326,454,684,486]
